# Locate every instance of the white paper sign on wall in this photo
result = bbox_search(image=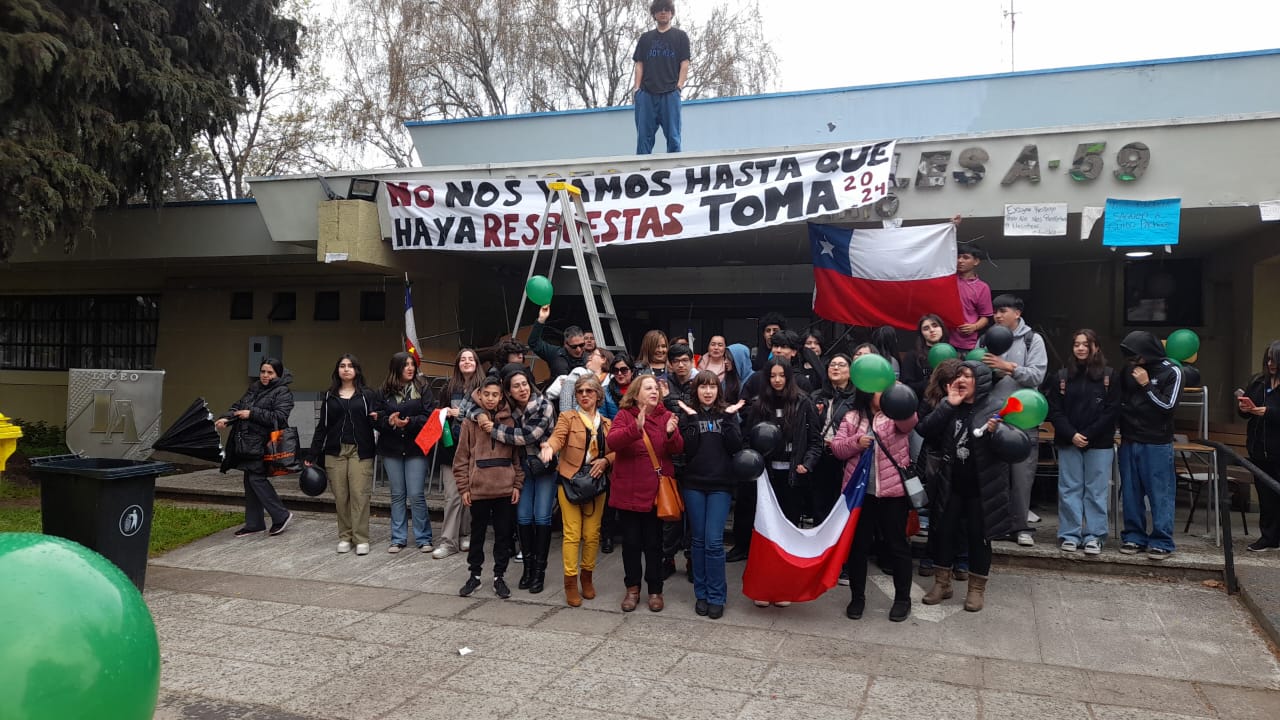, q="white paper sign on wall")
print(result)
[1004,203,1068,237]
